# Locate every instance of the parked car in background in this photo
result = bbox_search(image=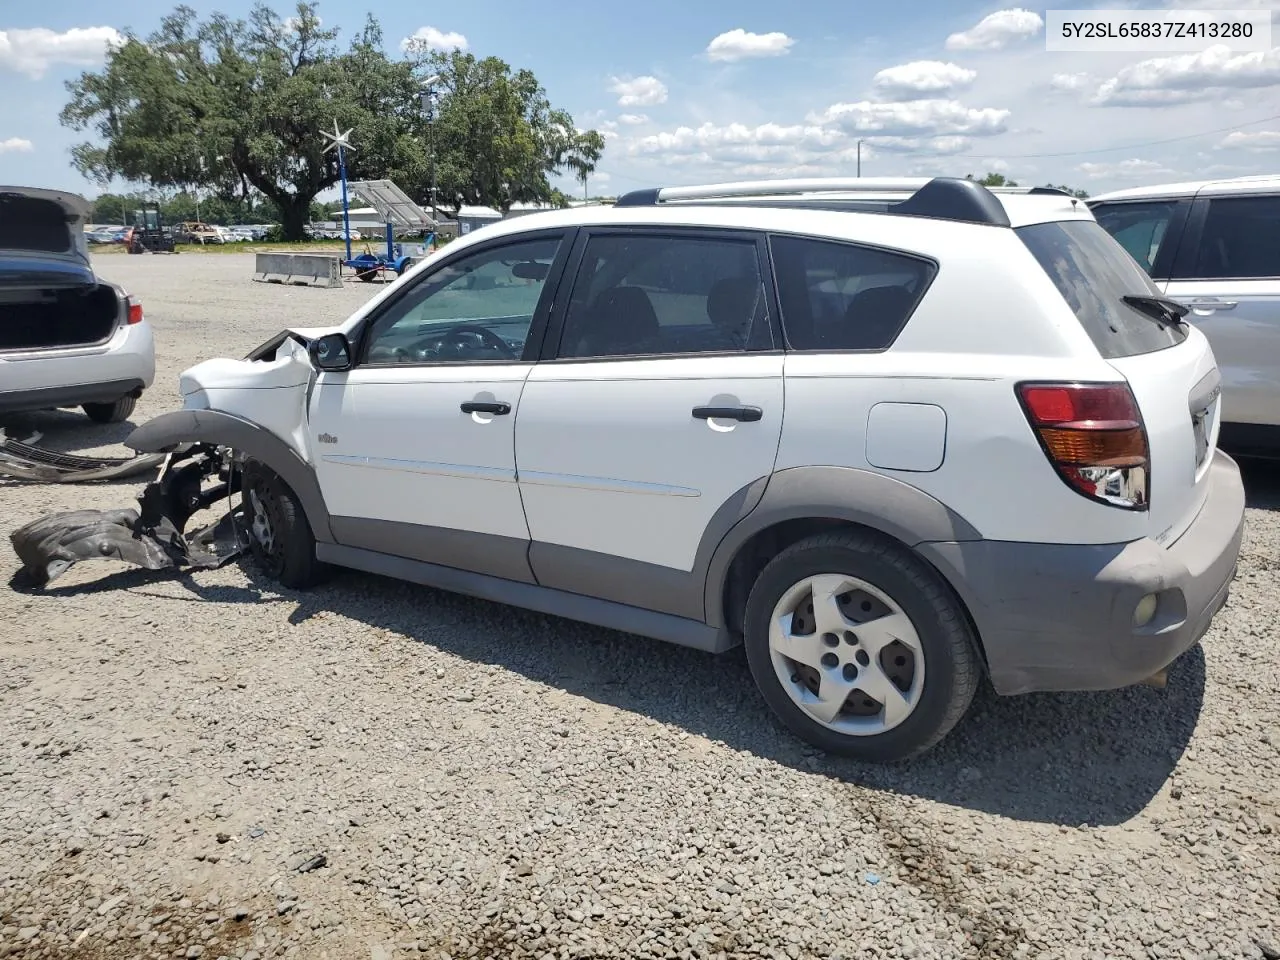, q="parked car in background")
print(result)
[175,221,226,245]
[0,186,155,423]
[1090,175,1280,456]
[126,176,1243,761]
